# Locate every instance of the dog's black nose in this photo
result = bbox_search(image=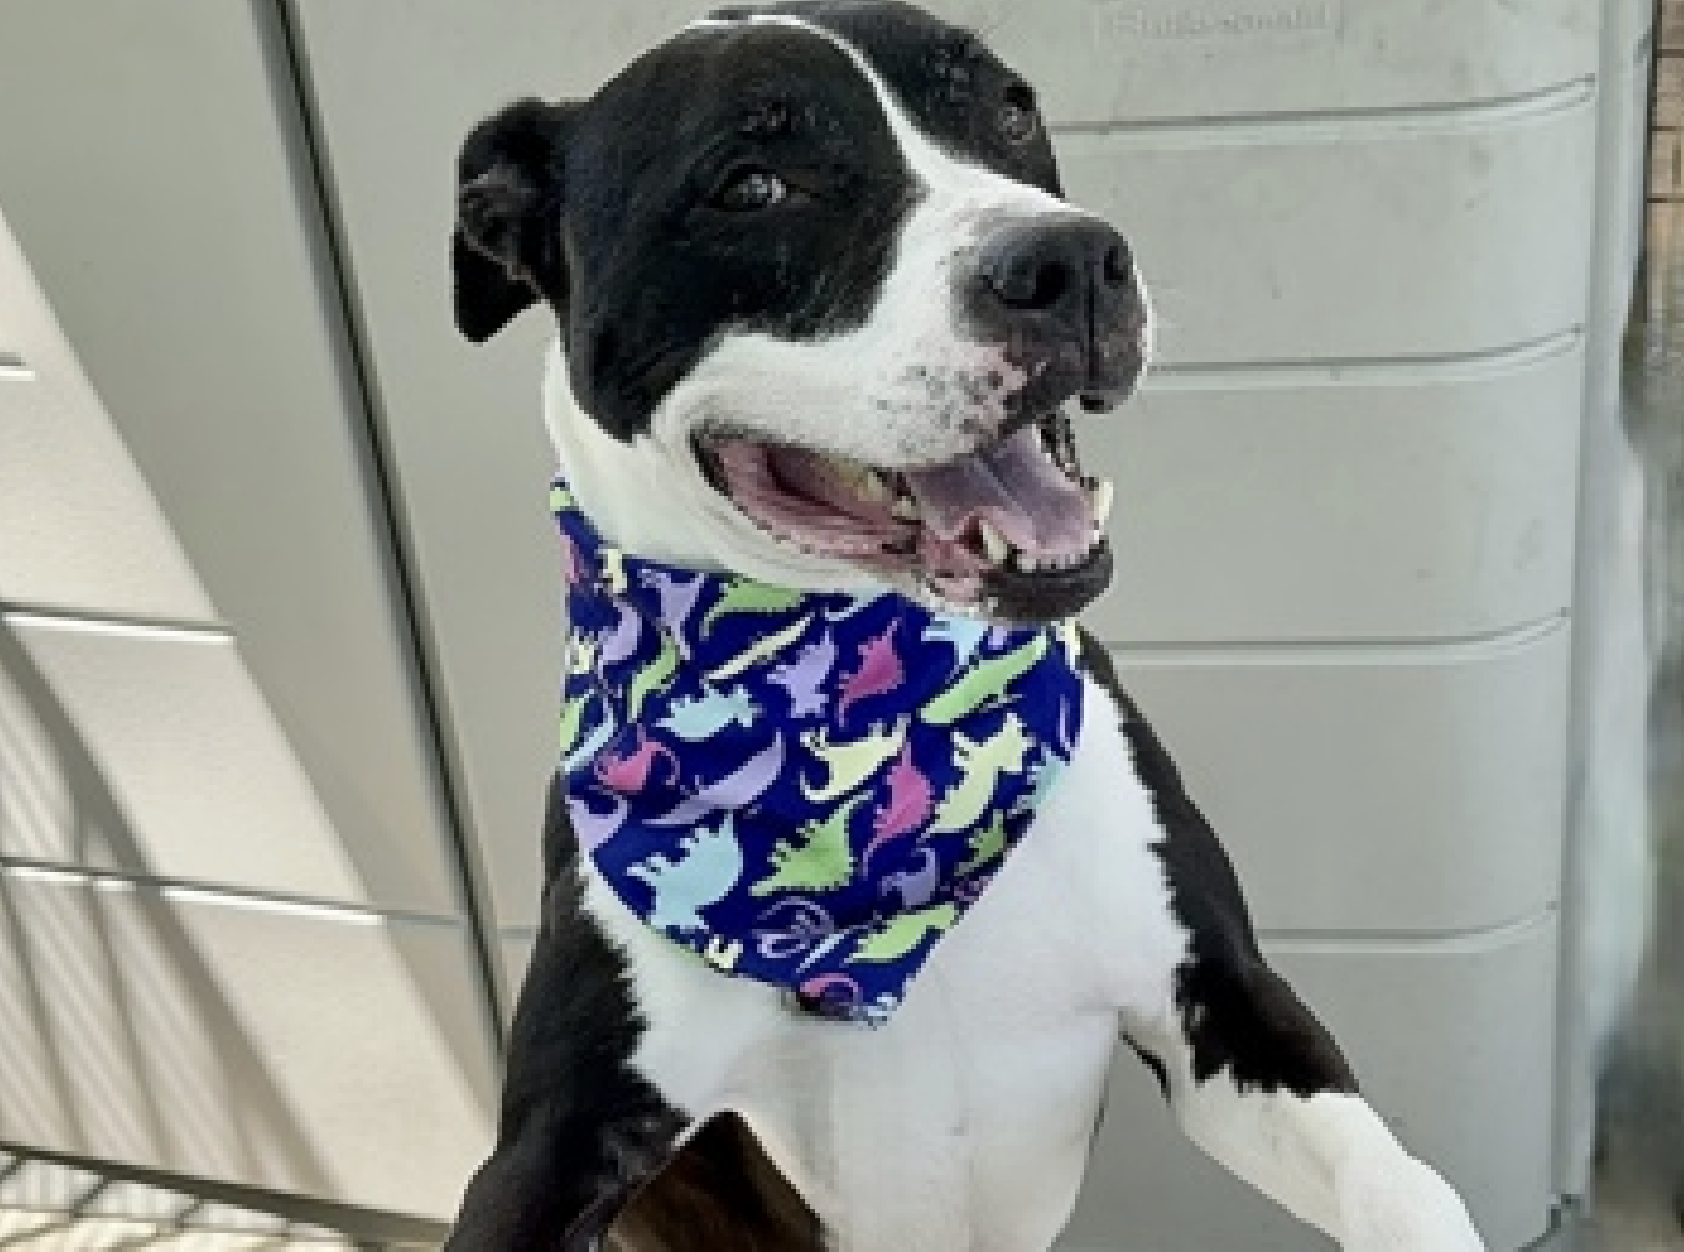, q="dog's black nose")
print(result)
[978,219,1133,314]
[970,217,1146,412]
